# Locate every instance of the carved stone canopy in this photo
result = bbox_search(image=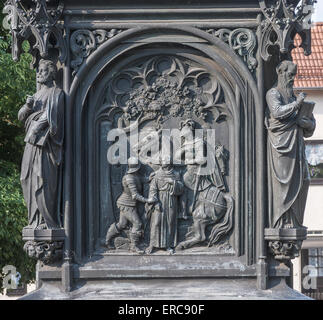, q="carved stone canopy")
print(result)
[4,0,66,66]
[3,1,315,69]
[259,0,316,61]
